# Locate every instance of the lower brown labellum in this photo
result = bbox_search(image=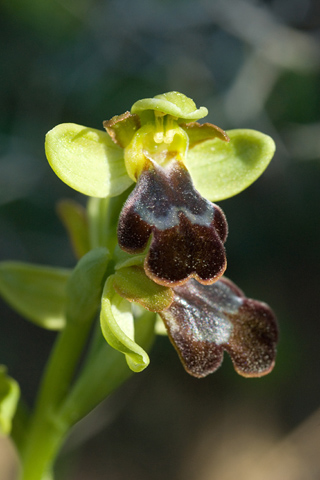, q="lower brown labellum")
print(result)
[159,277,278,378]
[117,160,228,286]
